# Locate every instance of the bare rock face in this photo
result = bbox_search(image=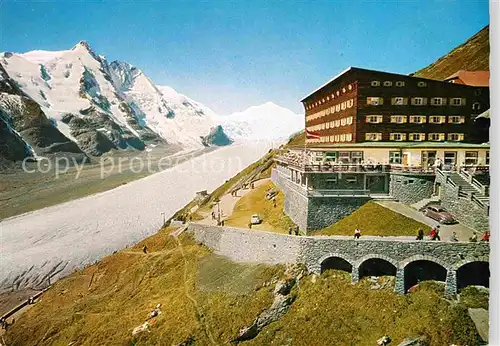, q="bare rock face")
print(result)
[397,335,428,346]
[0,63,86,163]
[233,264,306,342]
